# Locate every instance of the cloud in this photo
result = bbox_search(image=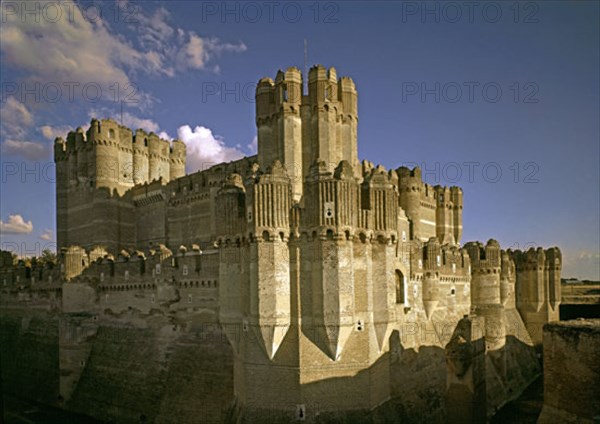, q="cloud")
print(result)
[562,250,600,281]
[247,136,258,154]
[40,229,54,241]
[0,215,34,234]
[86,109,160,134]
[40,125,73,140]
[177,125,245,172]
[2,139,49,160]
[0,3,149,104]
[120,113,160,133]
[0,97,33,139]
[0,2,246,111]
[175,33,247,72]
